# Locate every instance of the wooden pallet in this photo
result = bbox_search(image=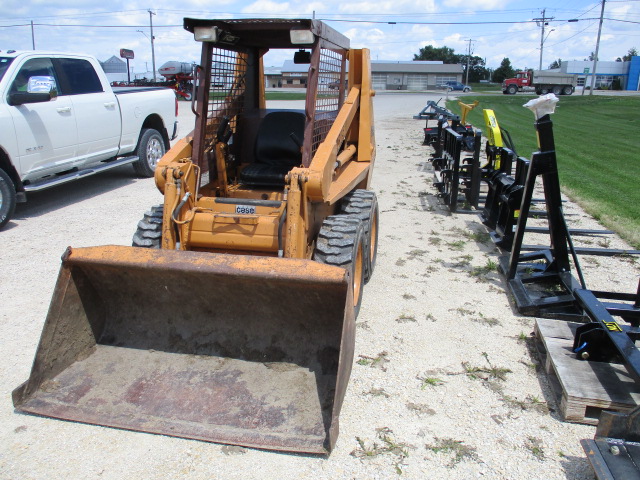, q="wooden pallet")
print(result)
[534,318,640,425]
